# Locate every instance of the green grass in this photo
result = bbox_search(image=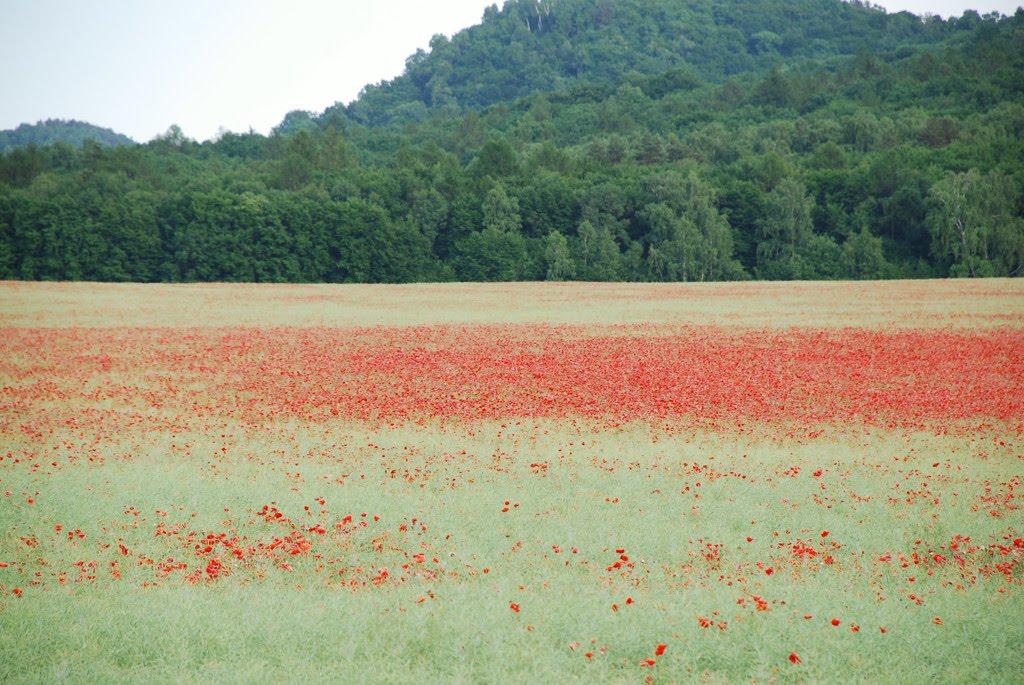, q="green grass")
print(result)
[2,422,1021,683]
